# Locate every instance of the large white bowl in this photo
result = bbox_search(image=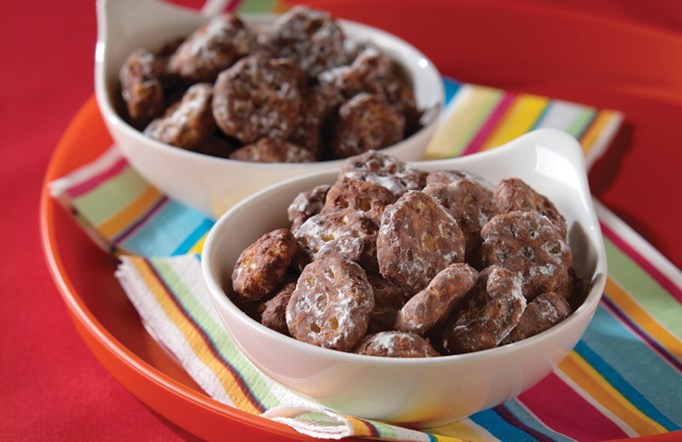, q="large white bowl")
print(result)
[95,0,444,218]
[201,129,608,426]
